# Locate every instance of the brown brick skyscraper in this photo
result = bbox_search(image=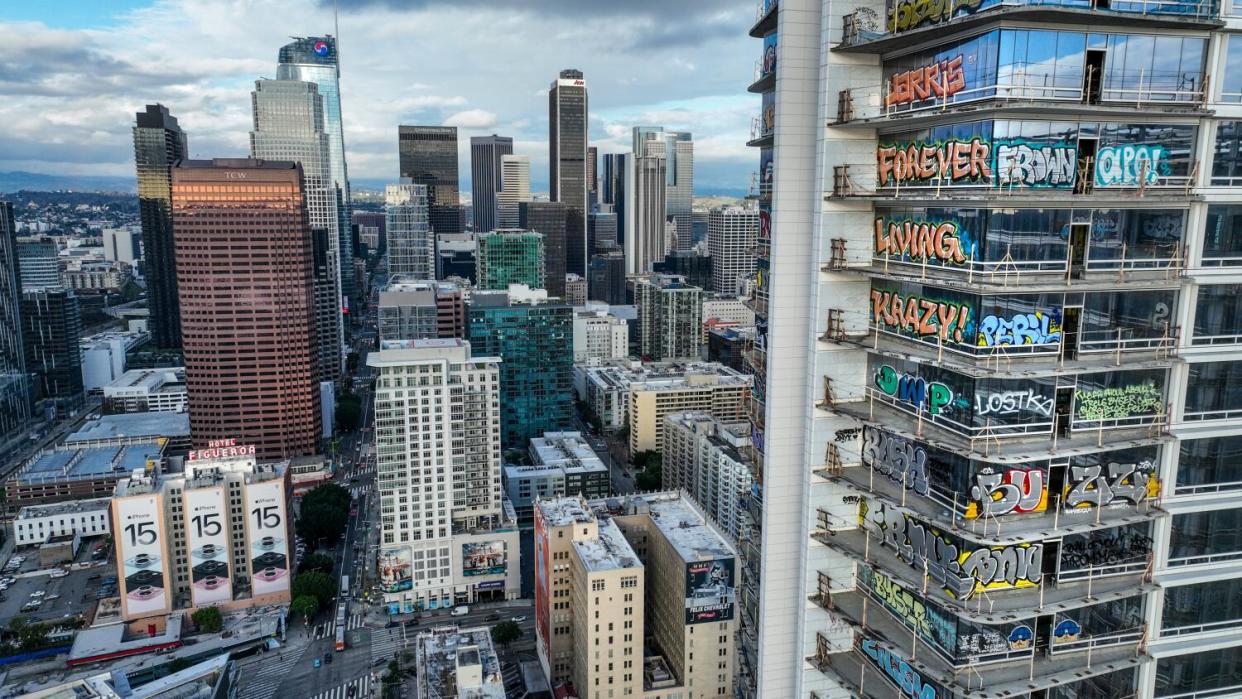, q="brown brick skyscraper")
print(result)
[172,159,321,460]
